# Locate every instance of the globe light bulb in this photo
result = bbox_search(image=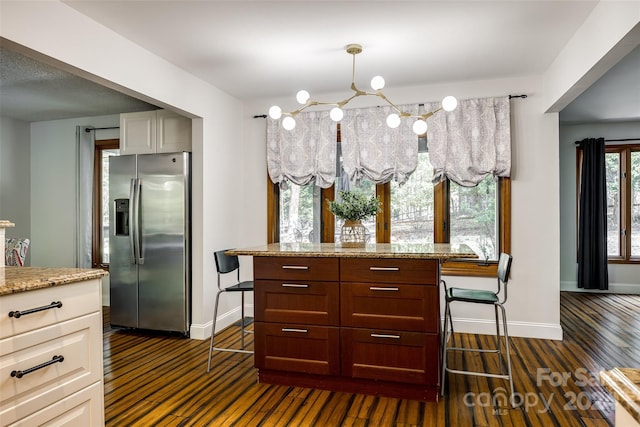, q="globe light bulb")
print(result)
[370,76,385,91]
[296,90,310,104]
[330,107,344,122]
[268,105,282,120]
[412,119,428,135]
[282,116,296,130]
[386,113,401,128]
[442,96,458,112]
